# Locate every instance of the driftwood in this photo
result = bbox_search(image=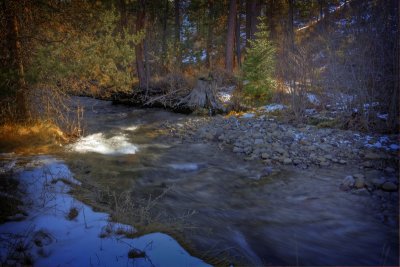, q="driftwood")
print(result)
[112,77,225,114]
